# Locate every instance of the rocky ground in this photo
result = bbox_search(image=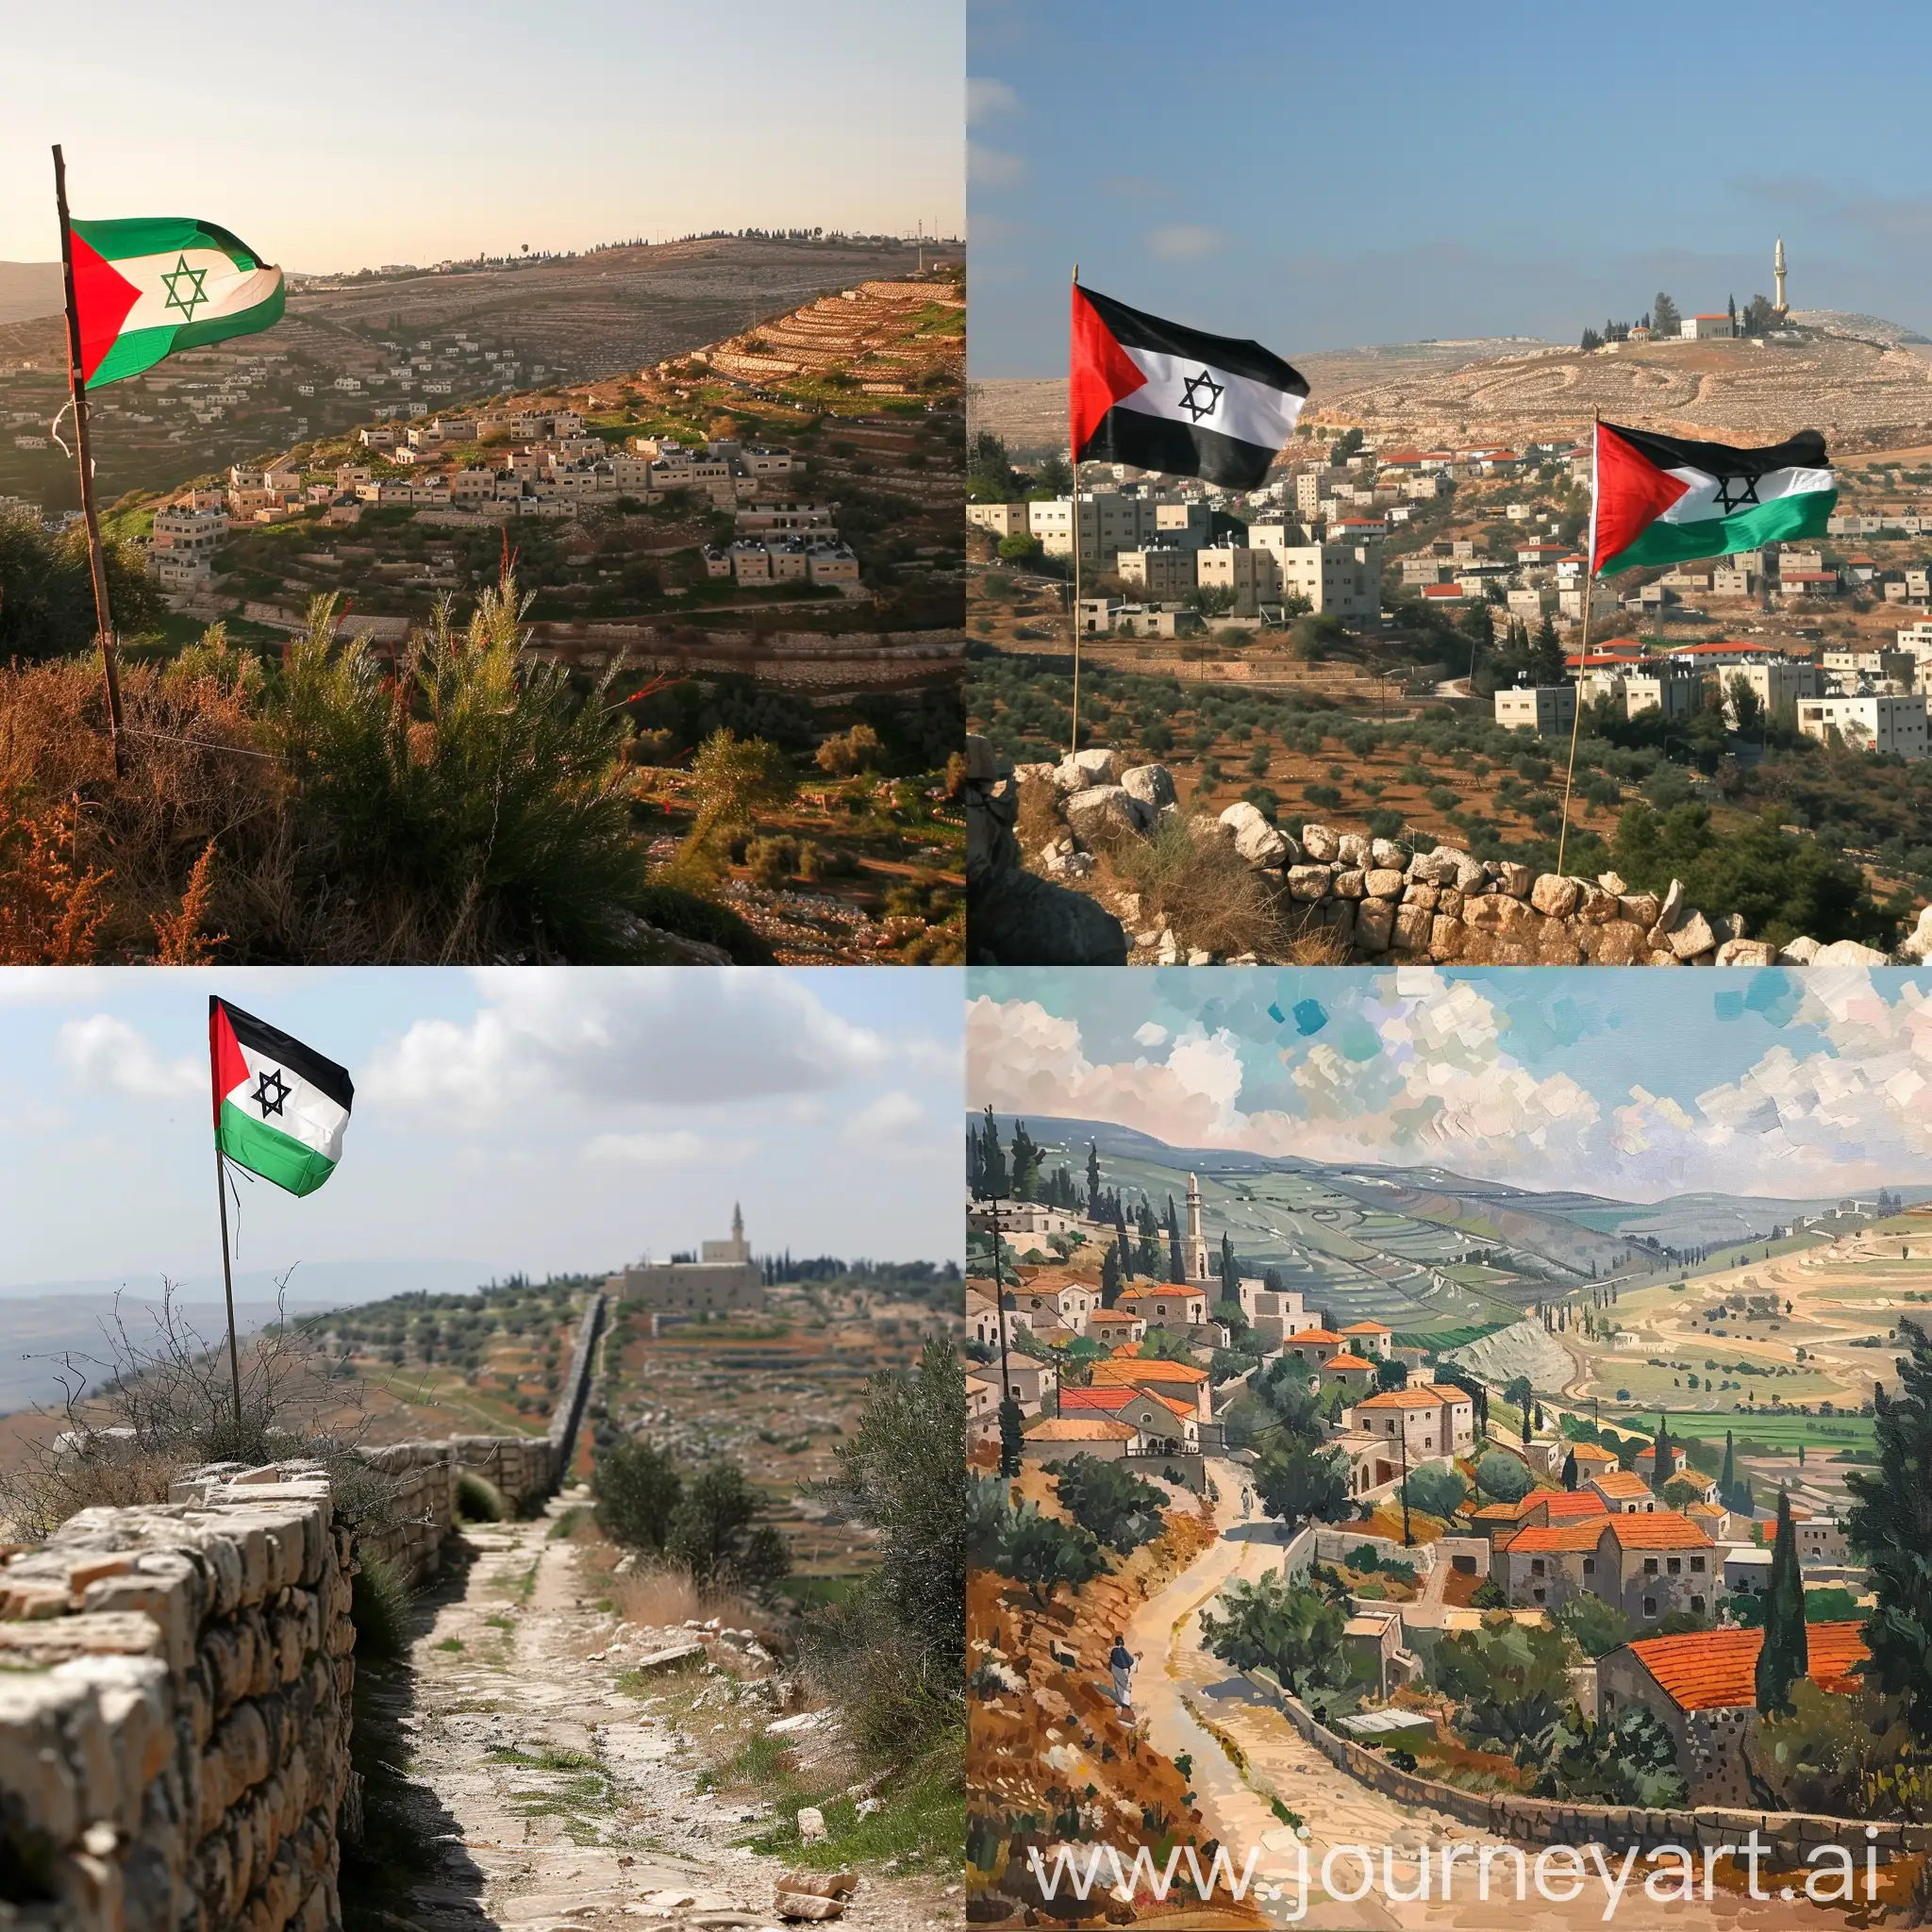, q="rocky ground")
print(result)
[968,734,1932,969]
[383,1489,953,1932]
